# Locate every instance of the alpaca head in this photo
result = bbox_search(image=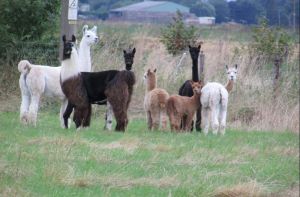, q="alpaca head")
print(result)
[123,48,136,70]
[226,64,238,82]
[143,68,156,81]
[62,35,76,60]
[190,81,202,95]
[81,25,98,46]
[143,68,157,90]
[188,44,201,61]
